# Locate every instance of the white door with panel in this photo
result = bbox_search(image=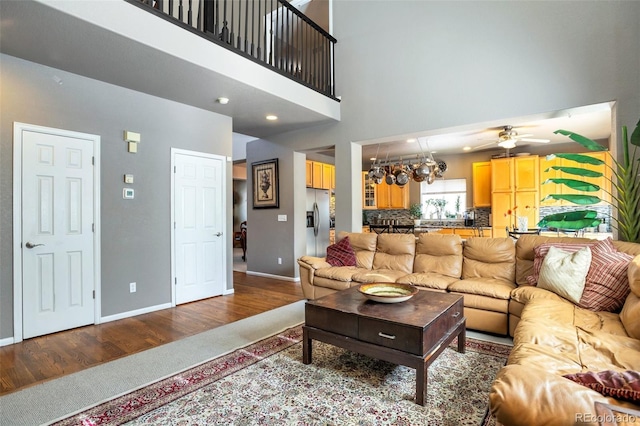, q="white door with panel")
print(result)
[174,152,226,304]
[21,130,95,339]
